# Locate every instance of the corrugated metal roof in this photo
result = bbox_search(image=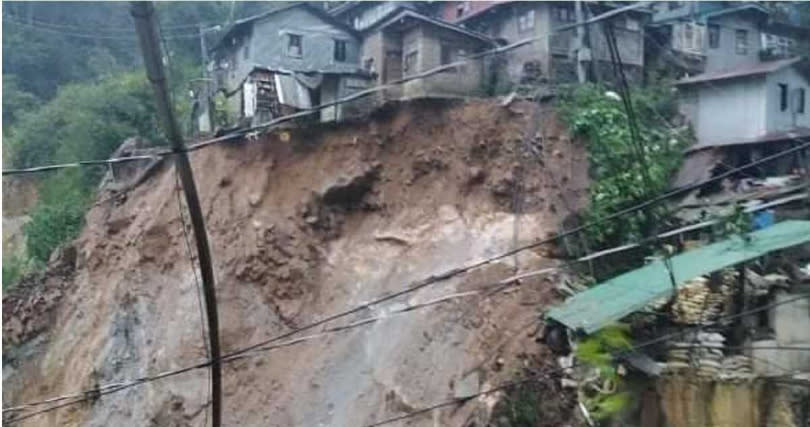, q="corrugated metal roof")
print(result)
[546,220,810,334]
